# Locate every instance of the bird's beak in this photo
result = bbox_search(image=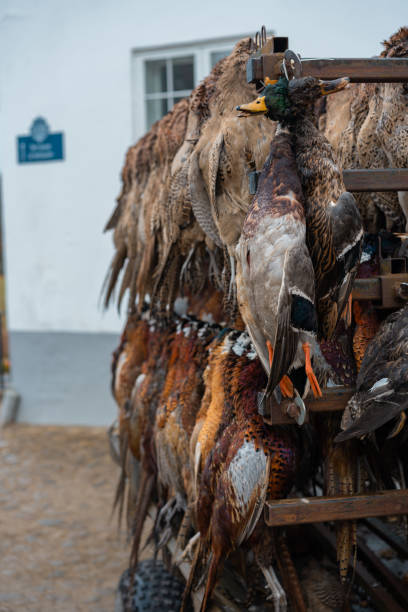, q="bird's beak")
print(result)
[236,95,267,116]
[319,77,350,96]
